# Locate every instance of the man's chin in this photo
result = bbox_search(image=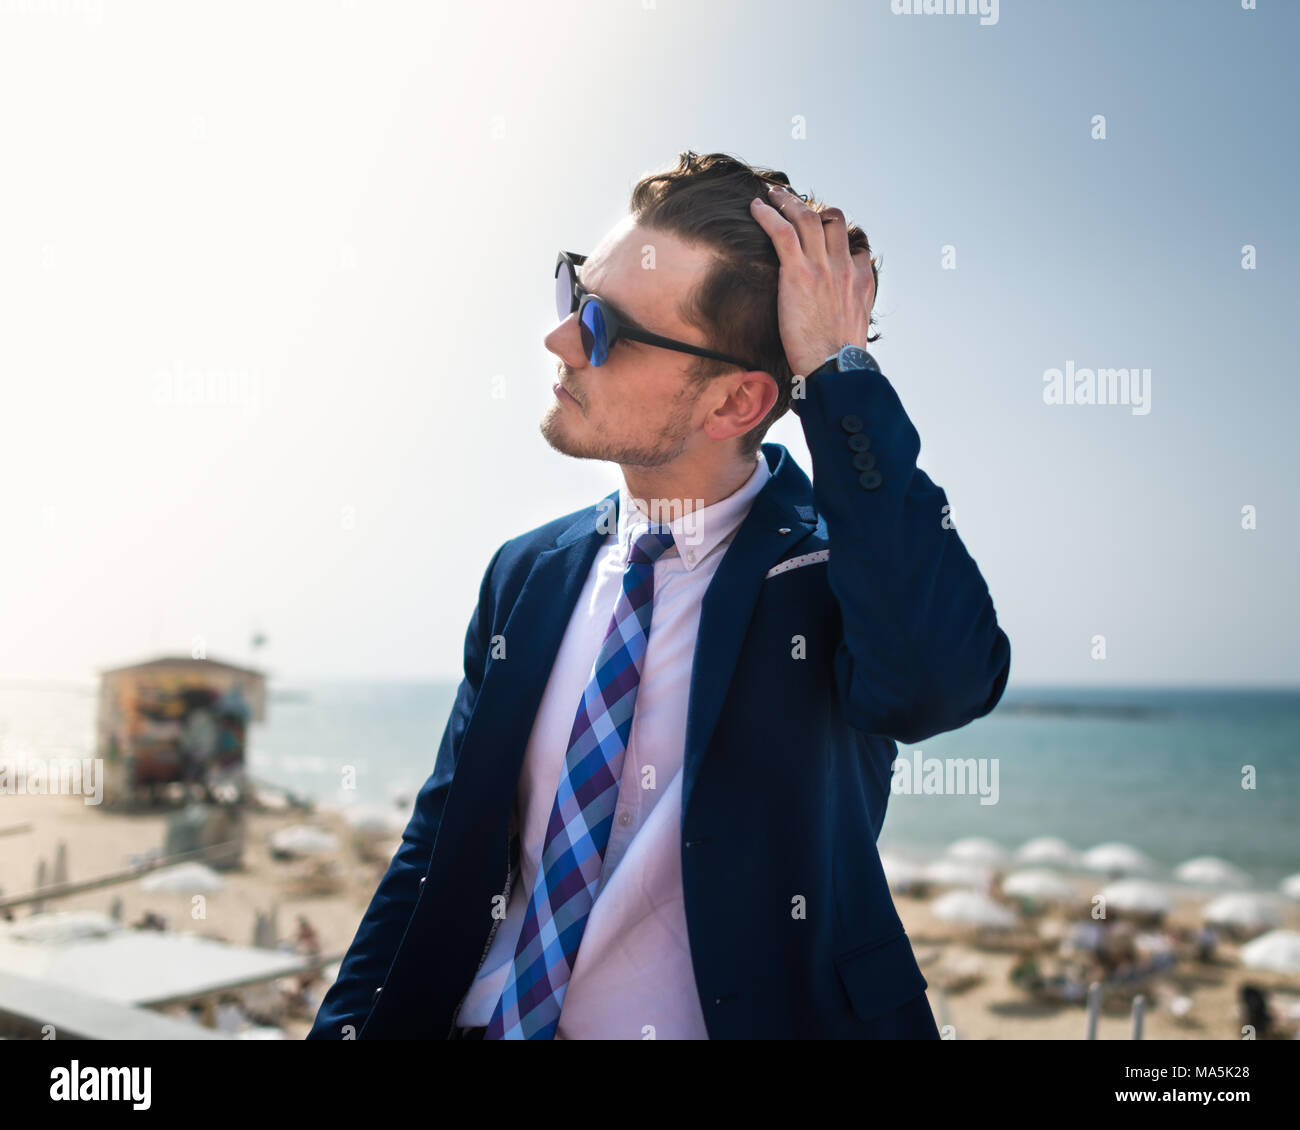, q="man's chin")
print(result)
[539,414,596,460]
